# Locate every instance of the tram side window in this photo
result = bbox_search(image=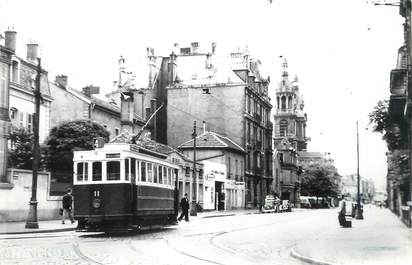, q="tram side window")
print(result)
[131,158,136,182]
[141,162,146,182]
[153,165,158,183]
[76,162,88,181]
[92,162,102,181]
[125,159,130,181]
[157,166,162,184]
[163,166,167,184]
[147,163,153,182]
[168,168,172,185]
[107,161,120,181]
